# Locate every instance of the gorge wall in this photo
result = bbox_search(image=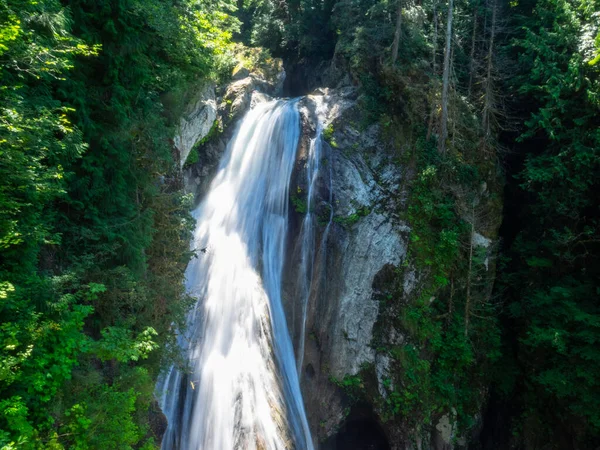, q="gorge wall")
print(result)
[178,57,503,449]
